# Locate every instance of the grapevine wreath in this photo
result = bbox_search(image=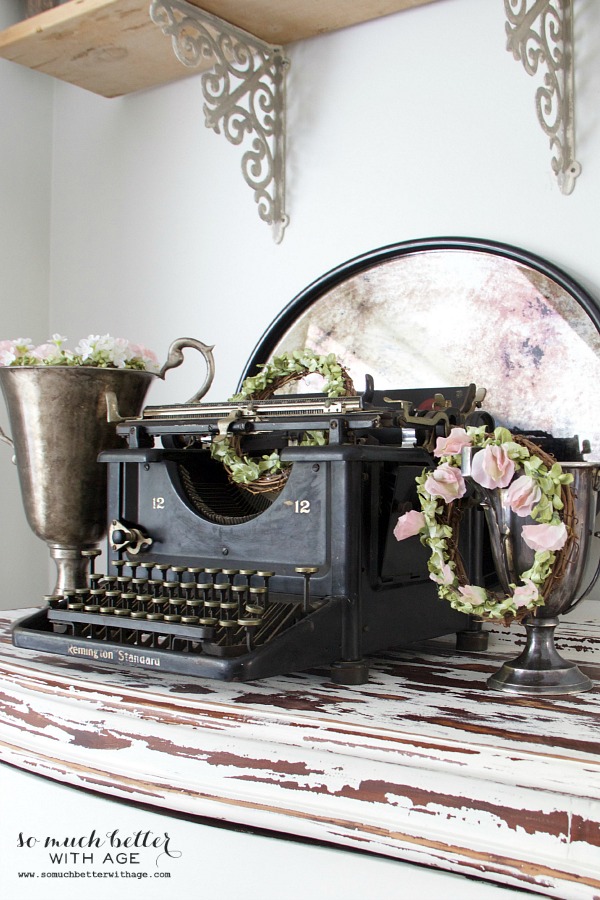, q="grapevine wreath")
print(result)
[393,425,575,622]
[210,349,354,494]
